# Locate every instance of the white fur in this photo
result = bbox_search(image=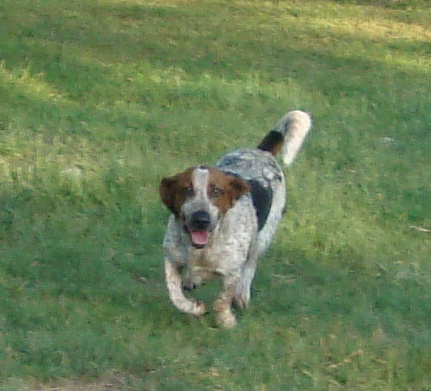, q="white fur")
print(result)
[276,110,312,166]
